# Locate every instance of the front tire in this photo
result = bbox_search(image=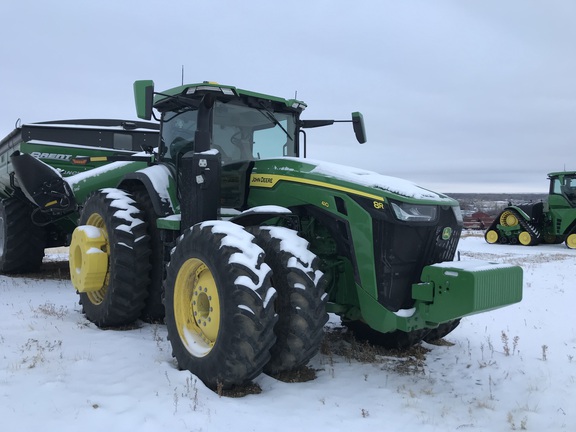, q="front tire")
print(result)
[250,226,328,375]
[422,319,461,343]
[0,198,45,273]
[71,189,151,327]
[164,221,277,390]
